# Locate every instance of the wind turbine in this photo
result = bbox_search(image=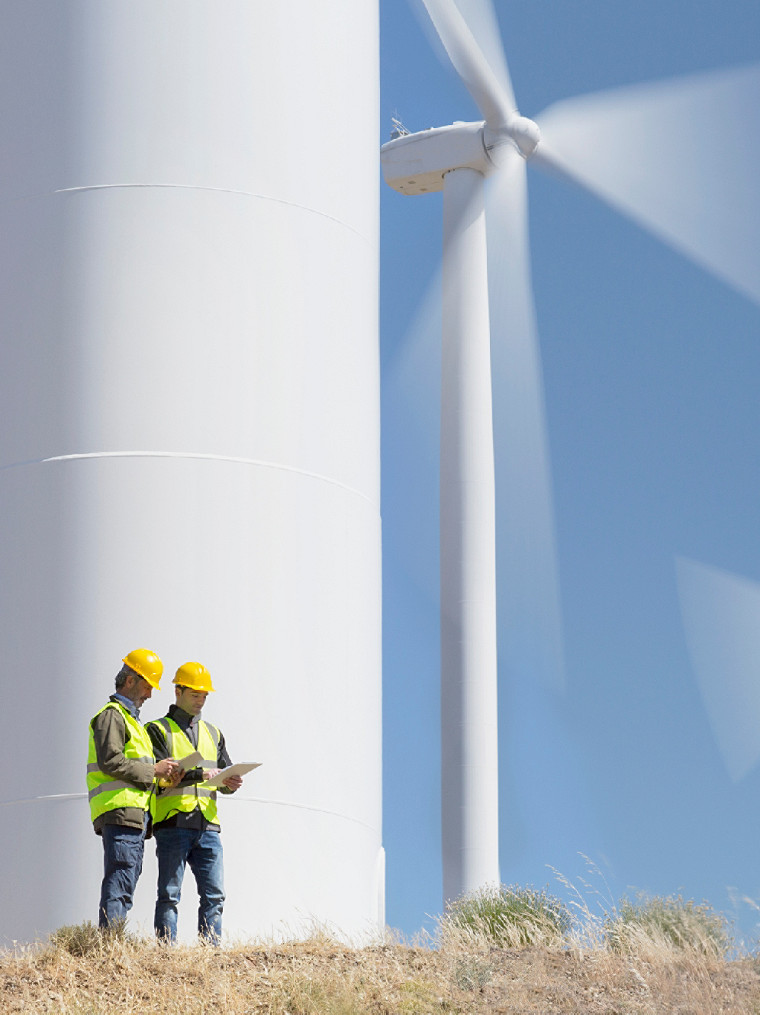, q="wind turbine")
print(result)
[381,0,760,906]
